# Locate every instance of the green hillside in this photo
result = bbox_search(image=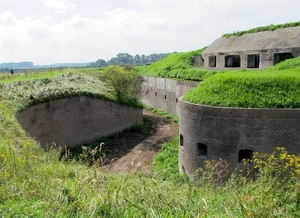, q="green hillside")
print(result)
[138,47,216,81]
[222,21,300,38]
[0,50,299,216]
[184,56,300,108]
